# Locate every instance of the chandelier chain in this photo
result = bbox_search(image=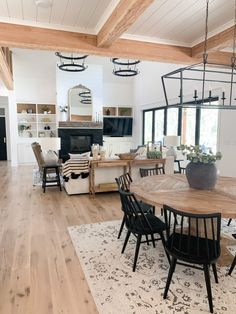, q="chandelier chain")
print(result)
[203,0,209,62]
[232,0,236,62]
